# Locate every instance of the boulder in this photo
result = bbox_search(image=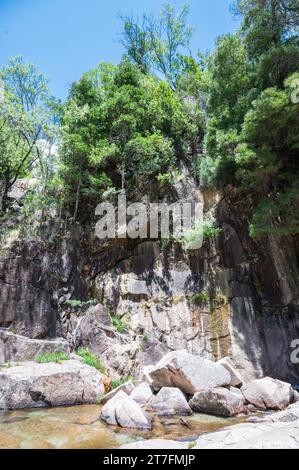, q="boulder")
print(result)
[120,439,189,449]
[217,357,243,387]
[147,350,231,395]
[99,381,134,405]
[0,360,104,409]
[194,419,299,449]
[67,304,114,356]
[0,329,70,363]
[130,382,153,405]
[189,387,245,417]
[101,391,152,430]
[241,377,293,410]
[147,387,192,416]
